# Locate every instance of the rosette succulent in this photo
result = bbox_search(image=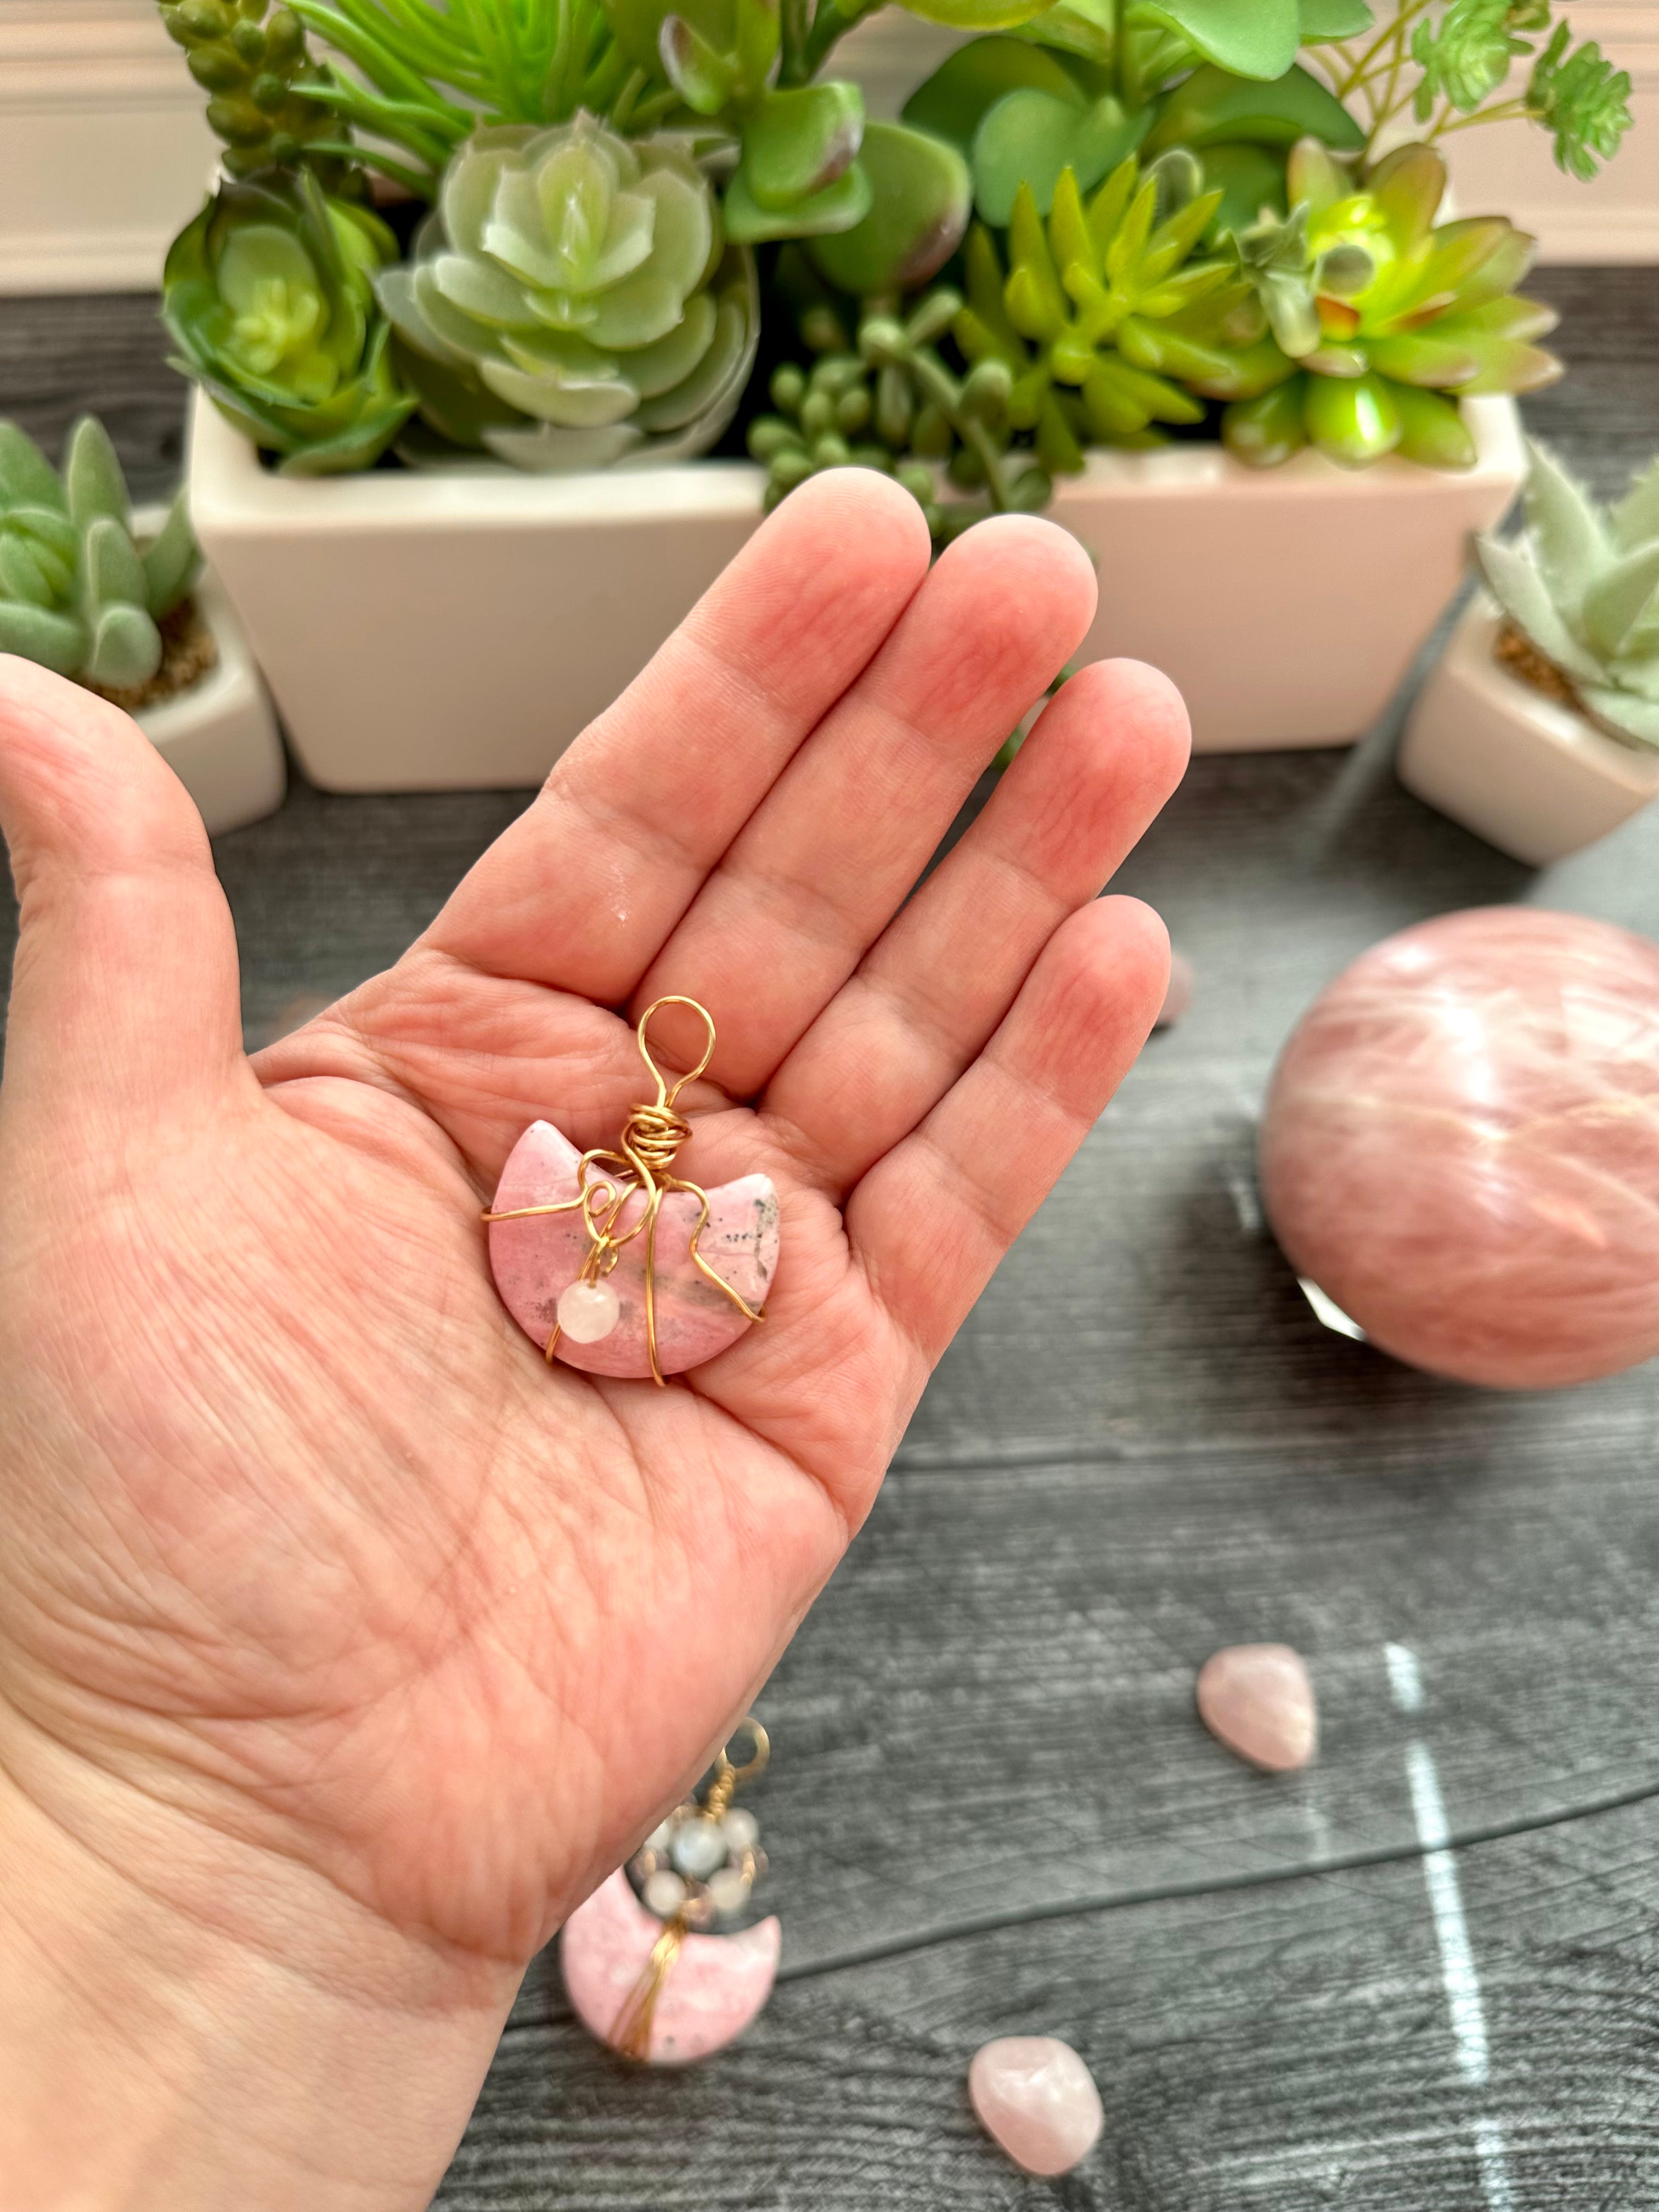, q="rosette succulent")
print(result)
[1198,140,1561,469]
[952,152,1236,470]
[163,171,414,474]
[377,116,759,470]
[1476,441,1659,749]
[0,418,200,691]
